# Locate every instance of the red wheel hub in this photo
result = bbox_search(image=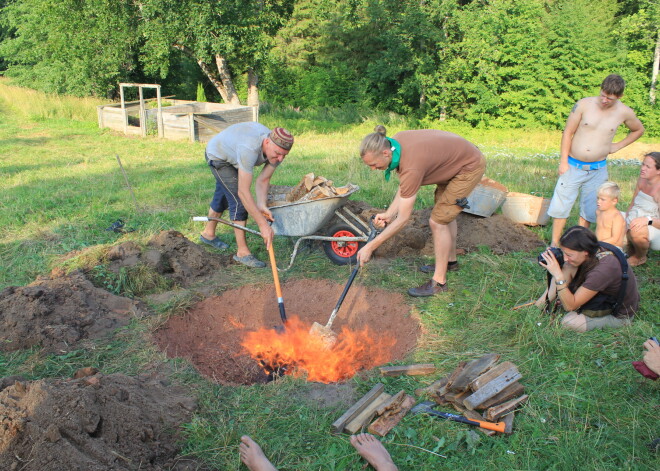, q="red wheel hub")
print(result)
[330,230,358,258]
